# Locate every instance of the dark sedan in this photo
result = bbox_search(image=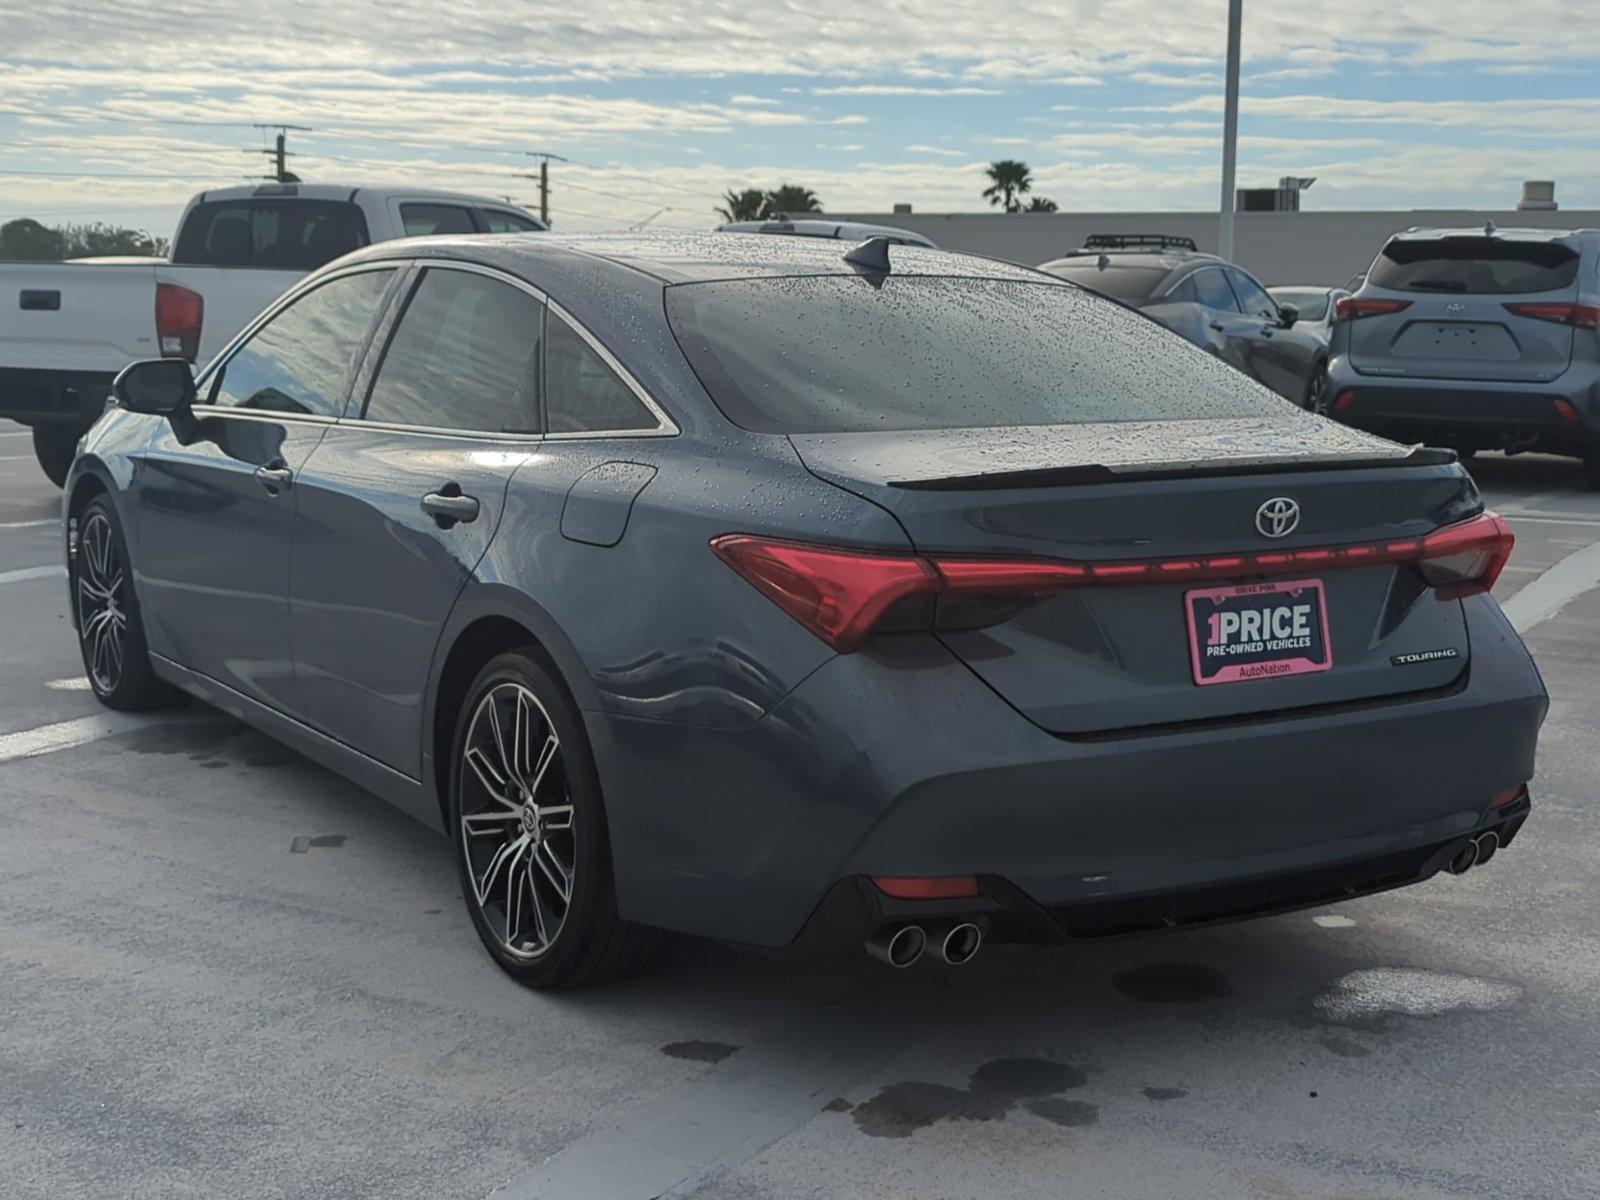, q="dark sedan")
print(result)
[68,233,1543,987]
[1041,245,1332,411]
